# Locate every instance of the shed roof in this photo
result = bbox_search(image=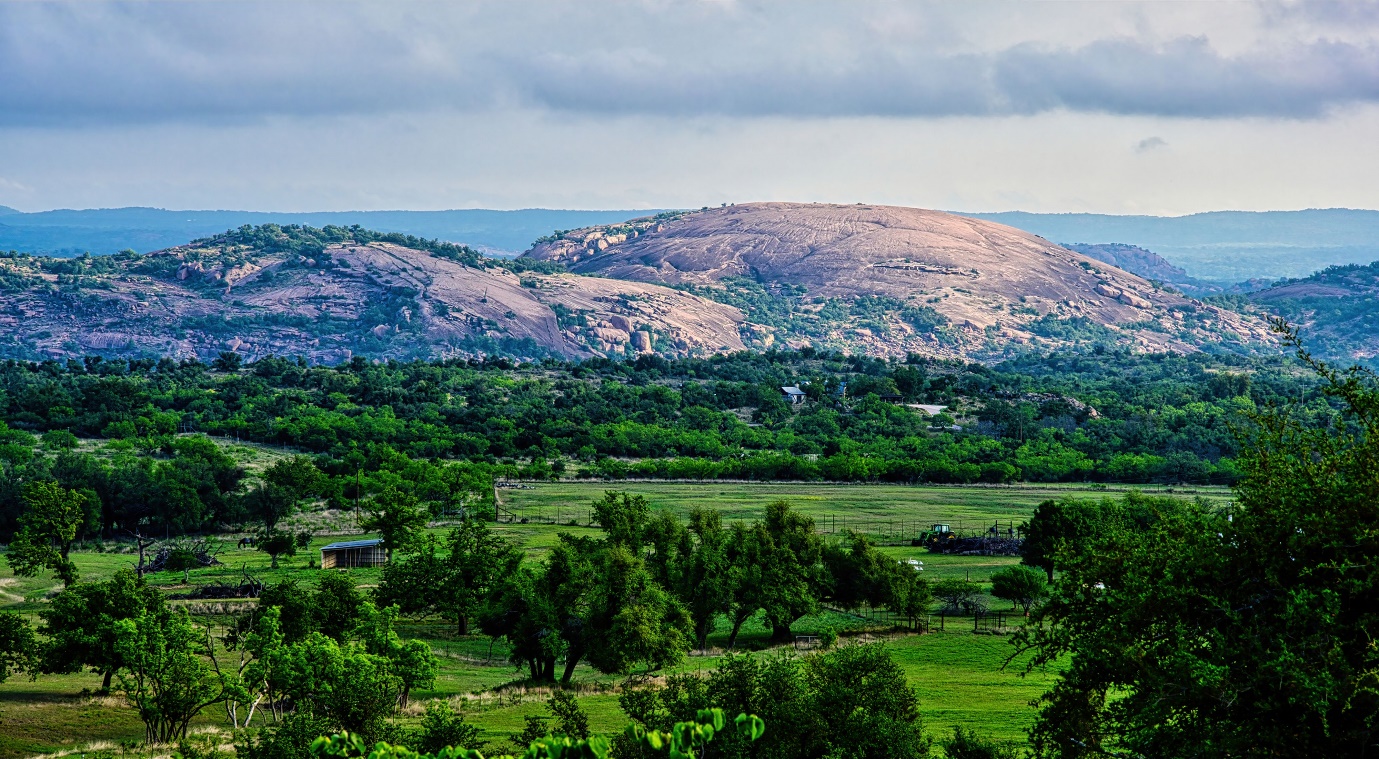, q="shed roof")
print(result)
[321,539,384,551]
[780,386,806,396]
